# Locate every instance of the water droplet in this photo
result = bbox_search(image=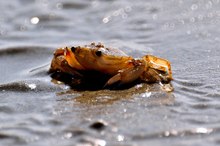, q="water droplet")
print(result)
[164,131,170,136]
[198,15,204,21]
[162,22,169,30]
[194,127,213,134]
[135,84,143,89]
[170,130,178,136]
[117,135,124,142]
[56,3,63,9]
[191,4,198,10]
[122,13,127,19]
[102,17,110,23]
[62,132,72,139]
[25,83,37,90]
[30,17,39,24]
[94,139,106,146]
[190,17,195,22]
[142,92,151,98]
[179,19,185,24]
[125,6,132,12]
